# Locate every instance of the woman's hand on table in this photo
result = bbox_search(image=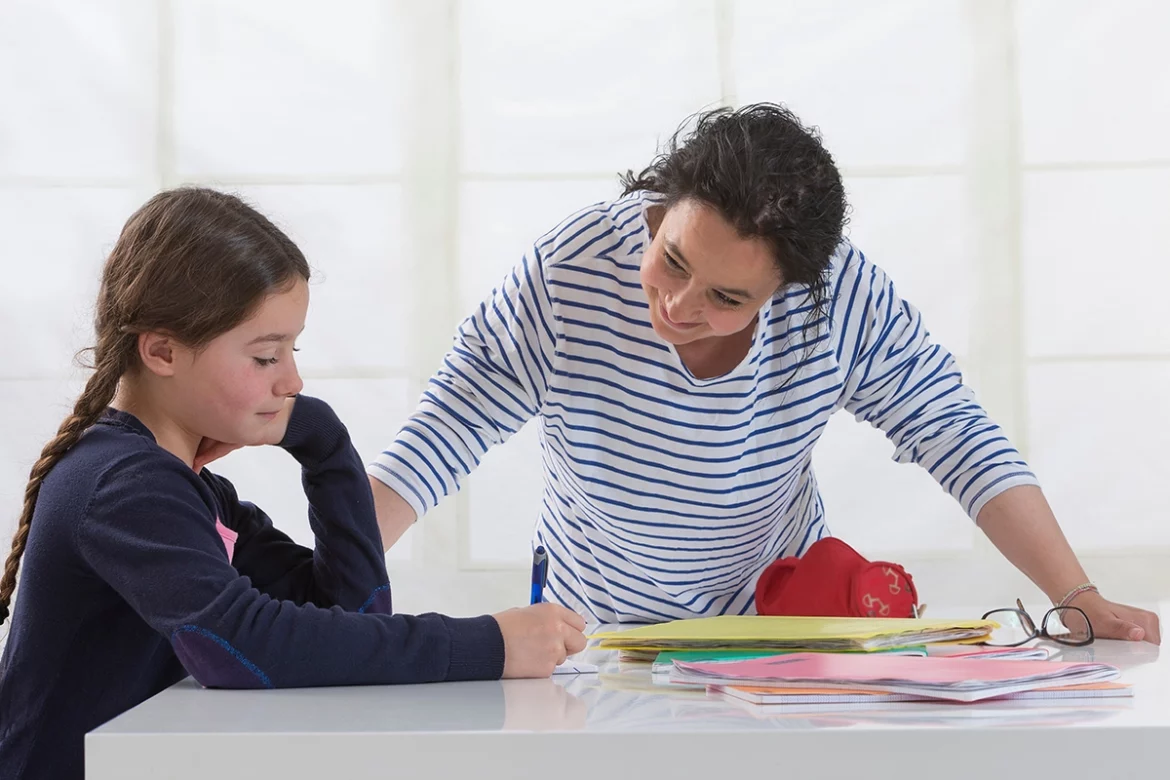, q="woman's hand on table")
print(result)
[1073,591,1161,644]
